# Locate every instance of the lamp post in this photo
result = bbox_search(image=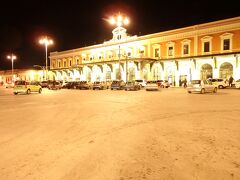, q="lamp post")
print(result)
[39,36,53,80]
[109,13,129,80]
[7,54,17,81]
[34,65,45,81]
